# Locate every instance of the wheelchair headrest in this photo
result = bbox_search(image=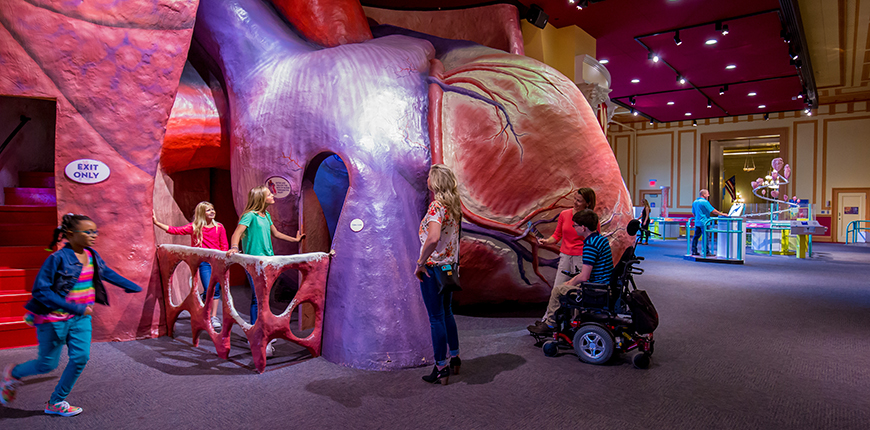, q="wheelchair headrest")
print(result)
[626,219,641,236]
